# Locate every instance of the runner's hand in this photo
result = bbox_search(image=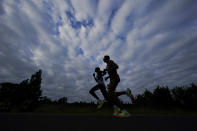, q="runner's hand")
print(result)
[103,69,108,72]
[105,77,109,81]
[106,84,109,89]
[93,73,95,77]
